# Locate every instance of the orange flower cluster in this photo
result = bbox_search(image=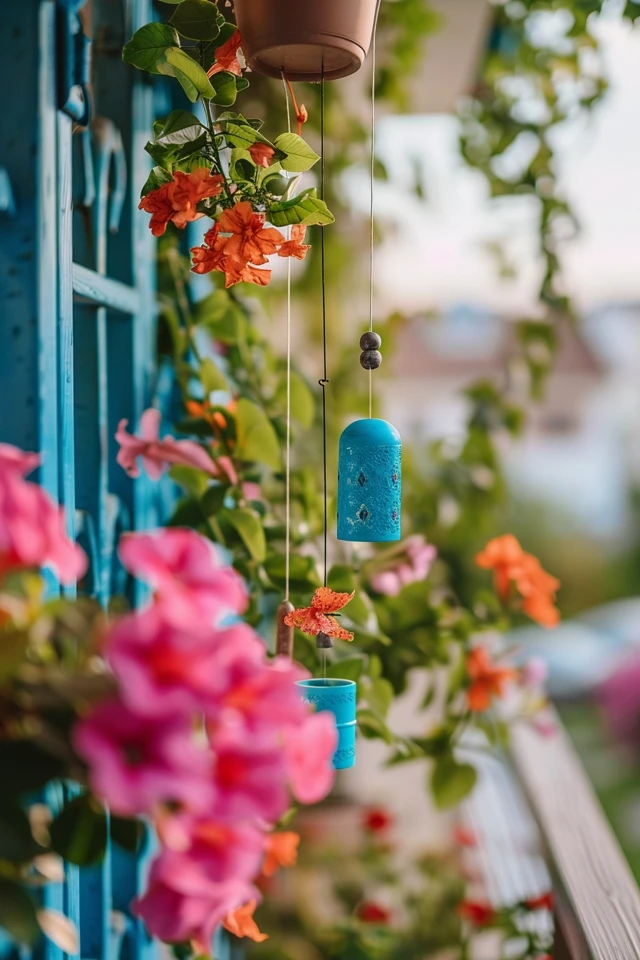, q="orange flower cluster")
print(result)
[466,646,516,712]
[139,168,224,237]
[221,832,300,943]
[475,534,560,628]
[190,201,310,288]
